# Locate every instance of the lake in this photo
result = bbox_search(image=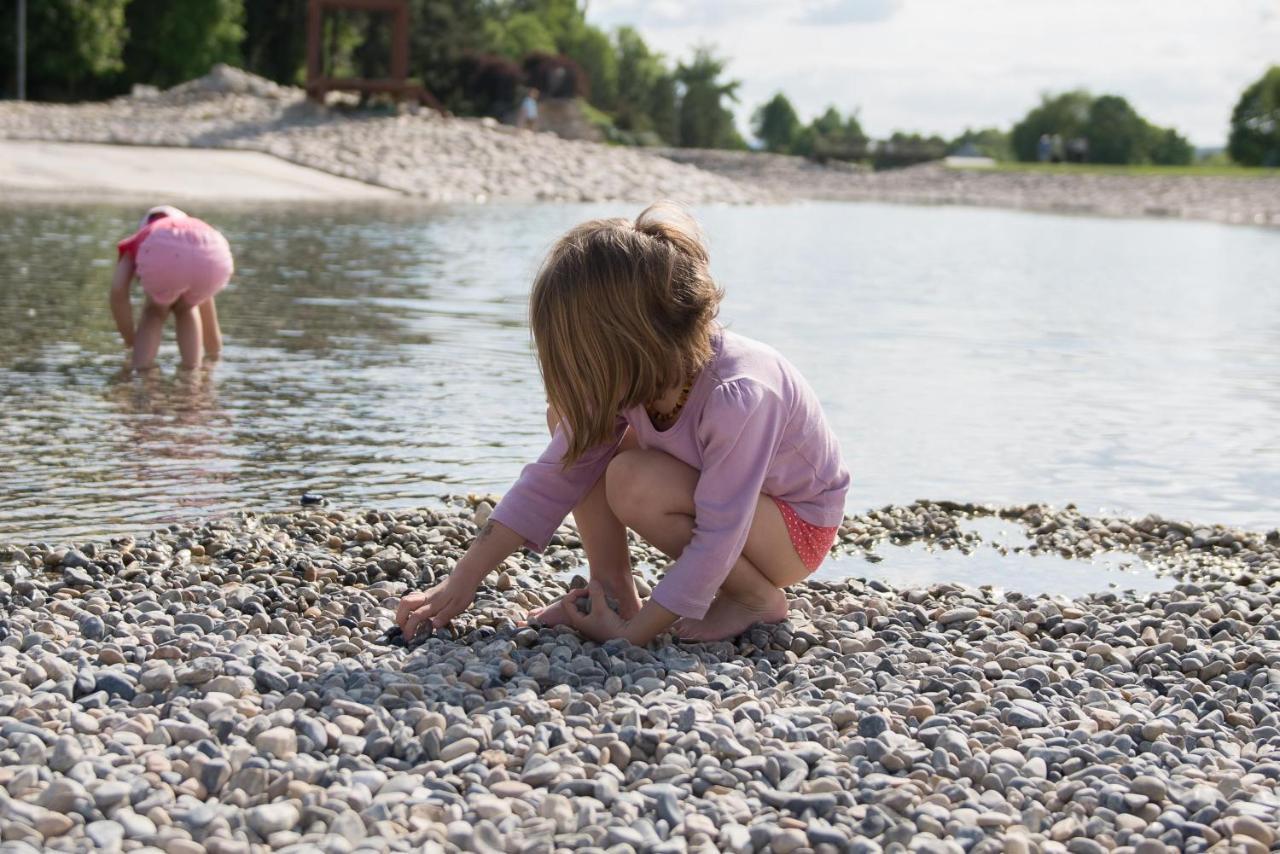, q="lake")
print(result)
[2,200,1277,594]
